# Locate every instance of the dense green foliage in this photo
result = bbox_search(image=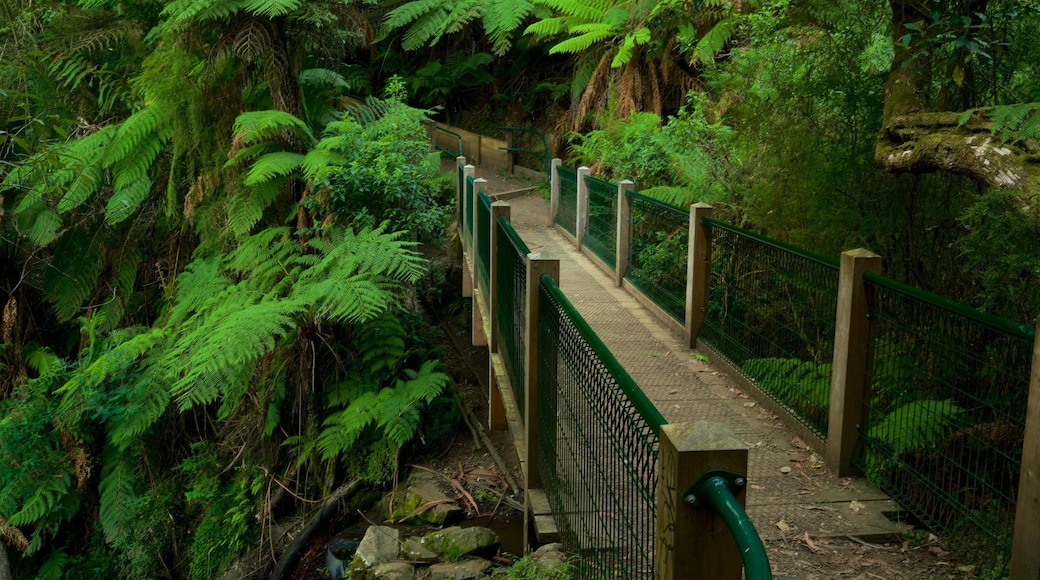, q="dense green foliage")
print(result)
[3,0,1039,576]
